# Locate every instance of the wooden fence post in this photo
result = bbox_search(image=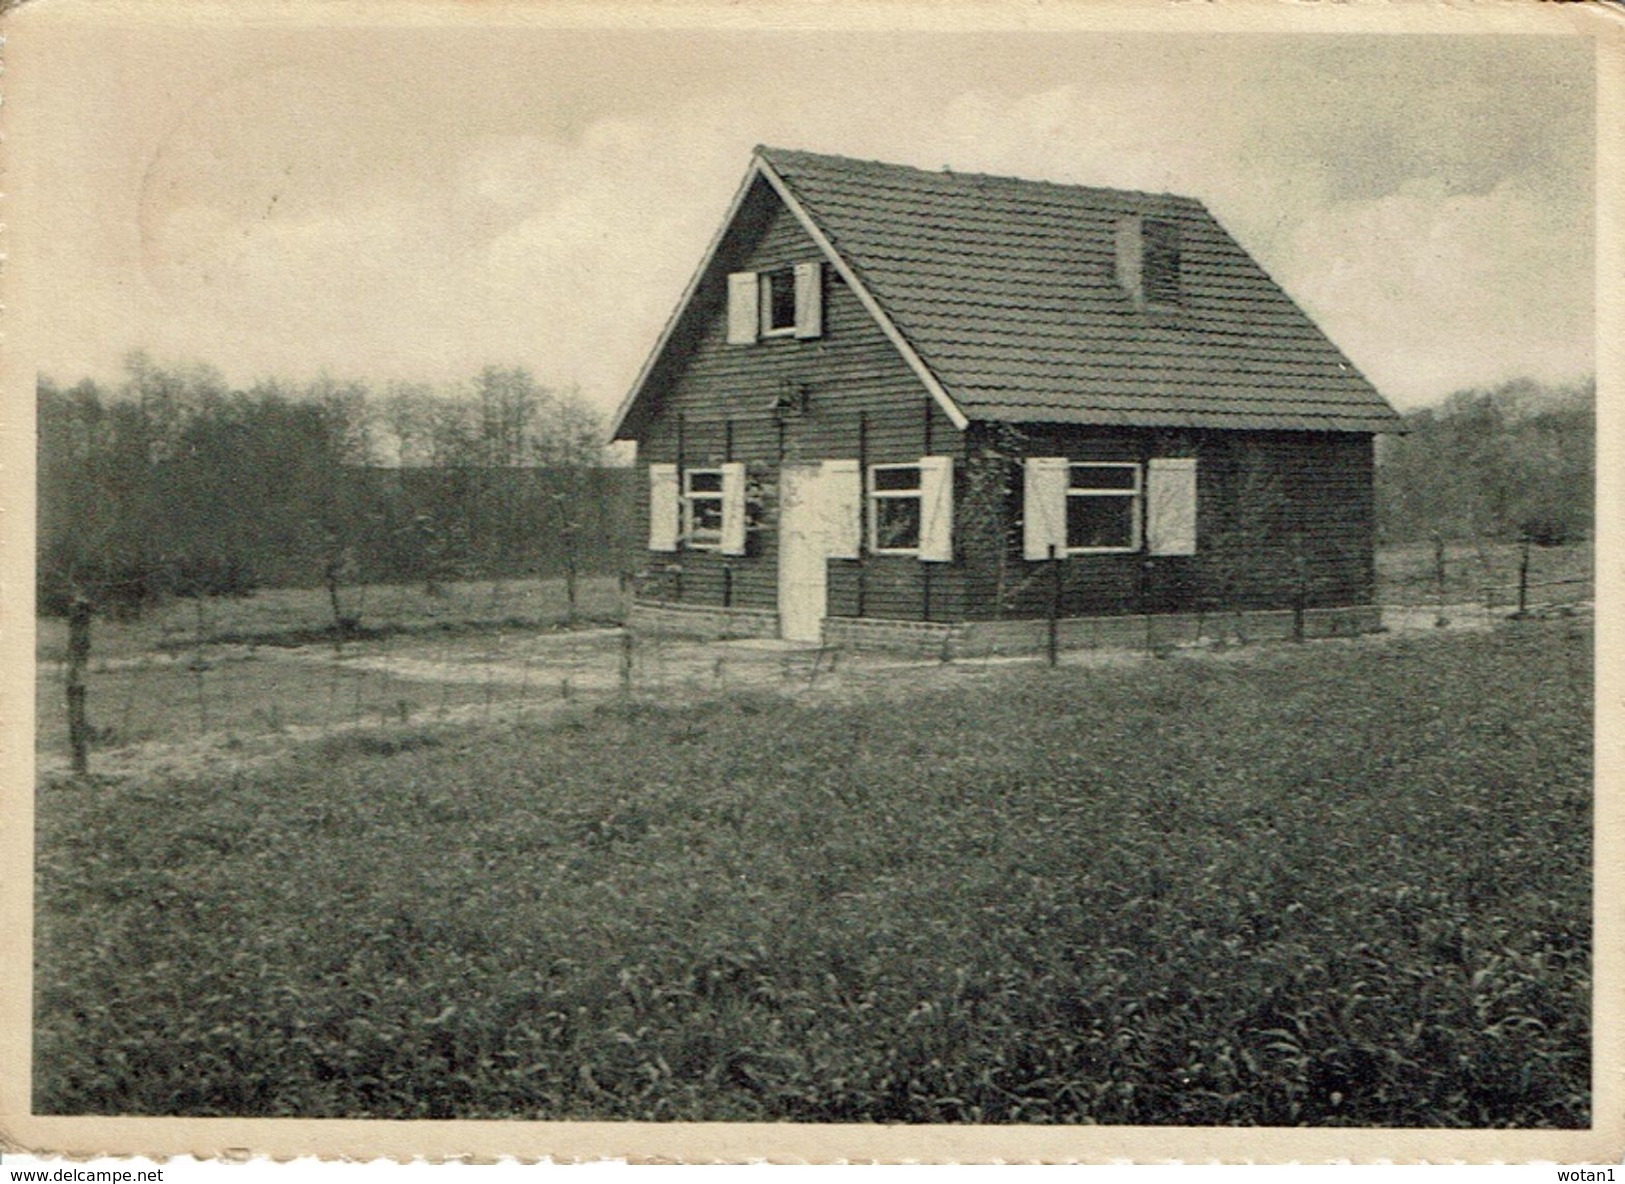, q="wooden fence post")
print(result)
[1433,534,1449,628]
[619,572,635,693]
[1292,539,1308,644]
[1517,535,1531,618]
[1047,545,1061,668]
[1141,558,1155,654]
[66,597,92,776]
[194,597,211,734]
[560,493,580,626]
